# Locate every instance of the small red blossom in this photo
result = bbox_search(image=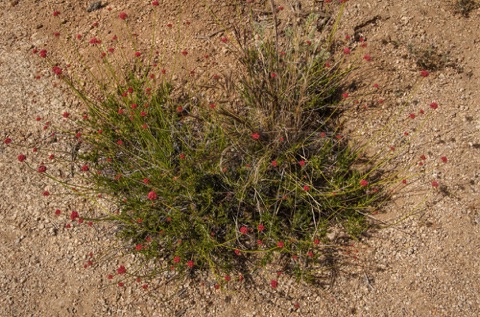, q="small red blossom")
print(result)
[402,179,407,184]
[143,178,150,184]
[363,54,371,61]
[117,265,126,274]
[343,47,351,54]
[81,165,89,172]
[135,51,142,57]
[234,249,240,255]
[278,5,284,10]
[360,179,369,187]
[441,156,448,163]
[4,138,12,144]
[142,284,148,290]
[257,223,265,231]
[18,154,26,162]
[187,260,194,268]
[43,191,49,197]
[117,282,124,287]
[65,223,71,229]
[89,37,101,45]
[251,133,260,140]
[409,113,415,119]
[277,241,284,248]
[117,139,123,145]
[298,160,305,167]
[221,37,228,43]
[342,93,349,99]
[430,102,438,110]
[181,50,188,56]
[53,10,60,16]
[148,191,157,200]
[152,0,159,5]
[52,66,62,76]
[240,226,248,234]
[303,185,310,191]
[431,181,439,188]
[225,275,231,282]
[135,244,143,251]
[118,12,128,20]
[307,251,314,258]
[270,72,277,78]
[70,210,79,221]
[107,274,113,279]
[271,280,278,289]
[420,154,426,160]
[271,160,278,167]
[39,49,47,58]
[420,70,429,77]
[38,165,47,173]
